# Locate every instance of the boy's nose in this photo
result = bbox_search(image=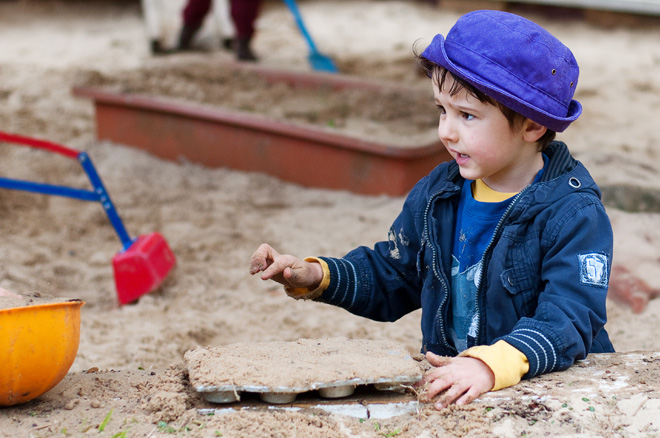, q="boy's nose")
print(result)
[438,117,458,144]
